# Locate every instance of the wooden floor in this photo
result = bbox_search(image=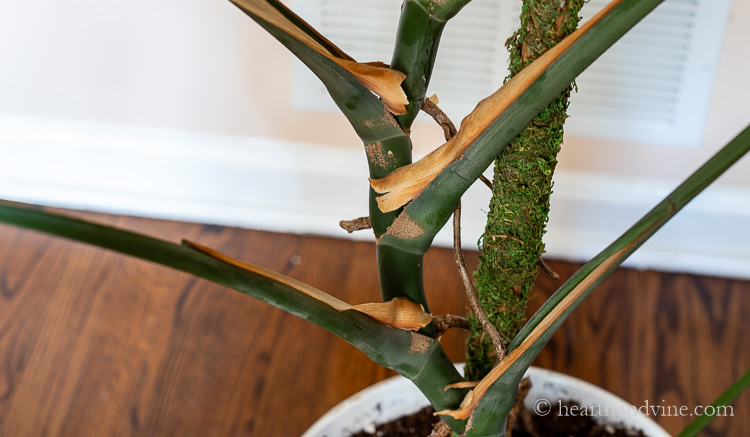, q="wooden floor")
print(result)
[0,212,747,436]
